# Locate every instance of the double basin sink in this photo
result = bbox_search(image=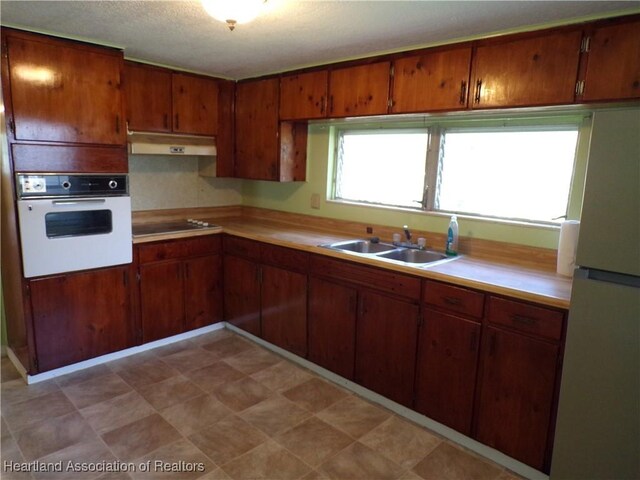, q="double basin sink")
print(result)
[320,239,458,268]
